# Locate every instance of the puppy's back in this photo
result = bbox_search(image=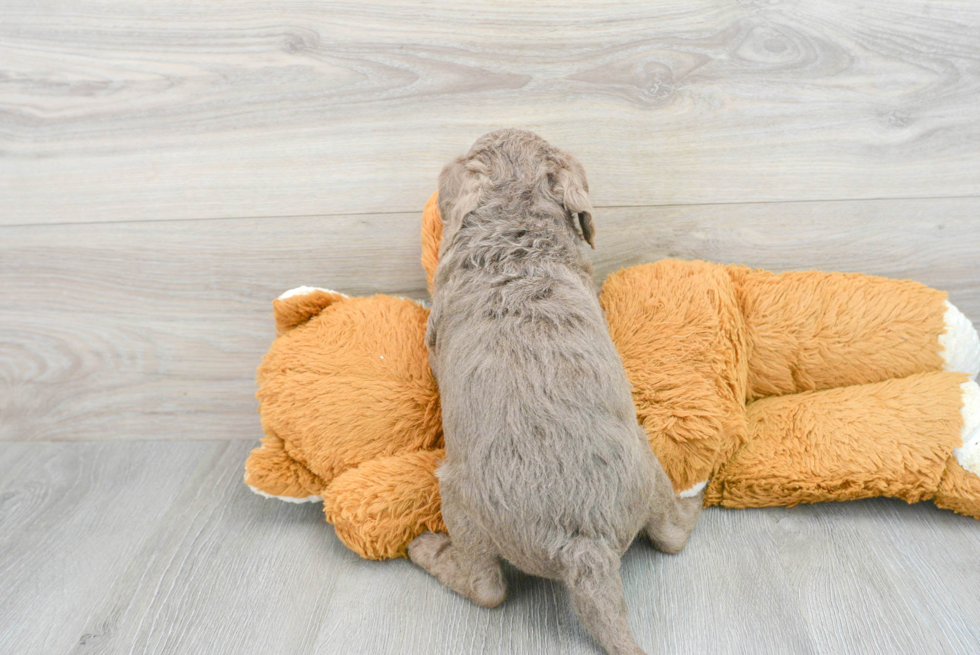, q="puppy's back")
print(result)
[433,199,657,573]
